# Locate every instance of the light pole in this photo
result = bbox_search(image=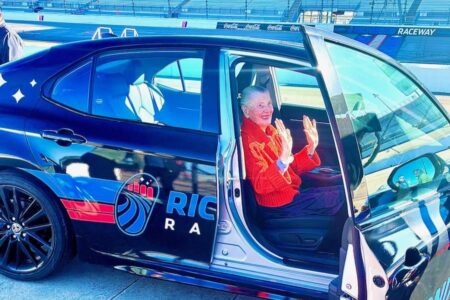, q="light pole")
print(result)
[245,0,248,20]
[370,1,375,24]
[448,8,450,25]
[403,0,408,24]
[287,0,290,20]
[320,0,323,23]
[330,0,334,23]
[168,0,172,17]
